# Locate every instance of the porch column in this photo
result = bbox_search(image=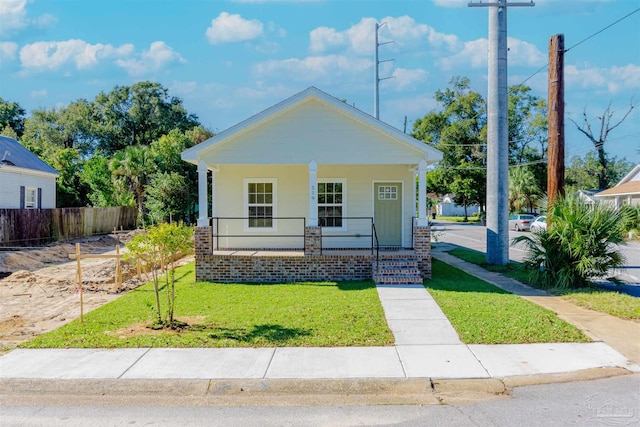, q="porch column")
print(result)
[209,166,217,218]
[197,160,208,227]
[308,160,318,227]
[416,159,428,226]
